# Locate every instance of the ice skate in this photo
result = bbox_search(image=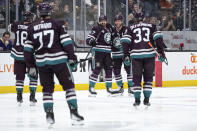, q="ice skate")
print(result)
[143,97,151,108]
[106,87,121,97]
[46,109,55,124]
[128,87,134,96]
[89,87,97,97]
[69,106,84,126]
[133,99,141,109]
[29,91,37,106]
[17,92,23,106]
[118,86,124,95]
